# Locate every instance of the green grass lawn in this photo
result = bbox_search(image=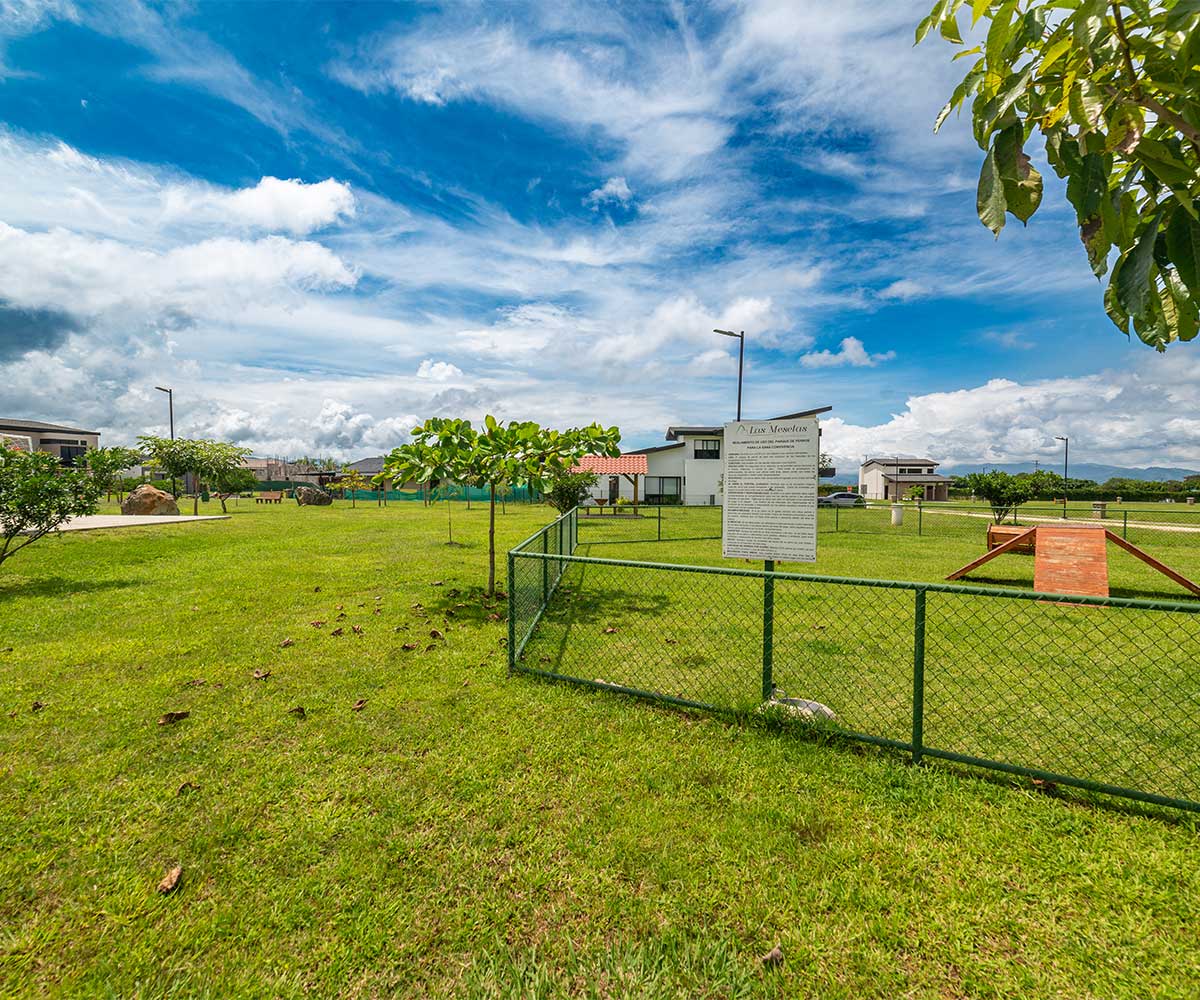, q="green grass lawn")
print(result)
[3,501,1200,997]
